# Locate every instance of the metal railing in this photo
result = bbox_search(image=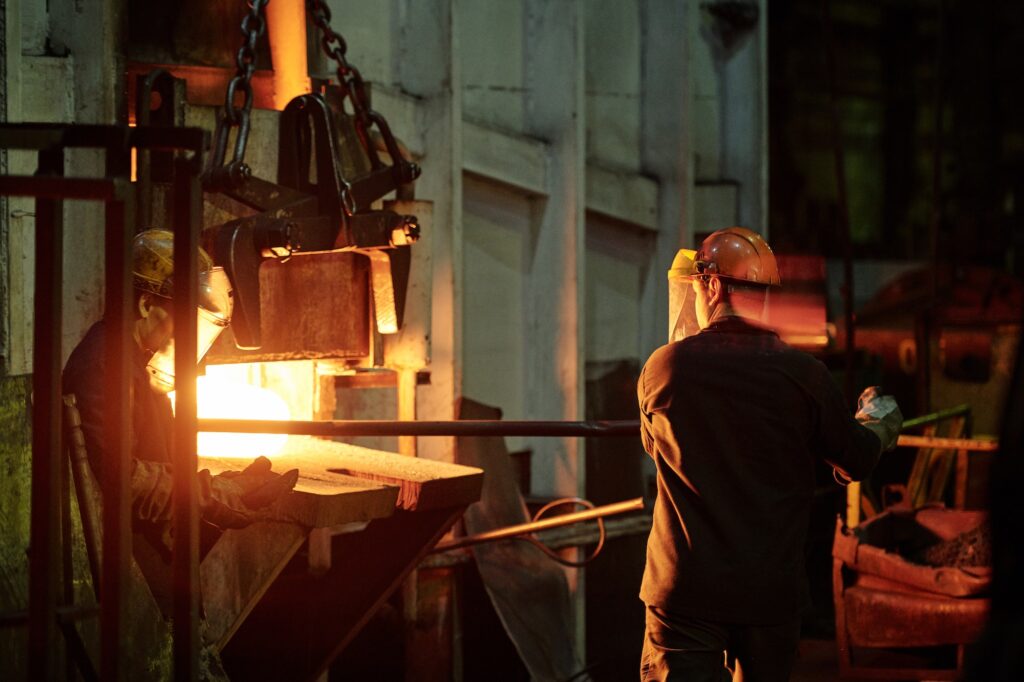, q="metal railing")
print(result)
[0,123,207,681]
